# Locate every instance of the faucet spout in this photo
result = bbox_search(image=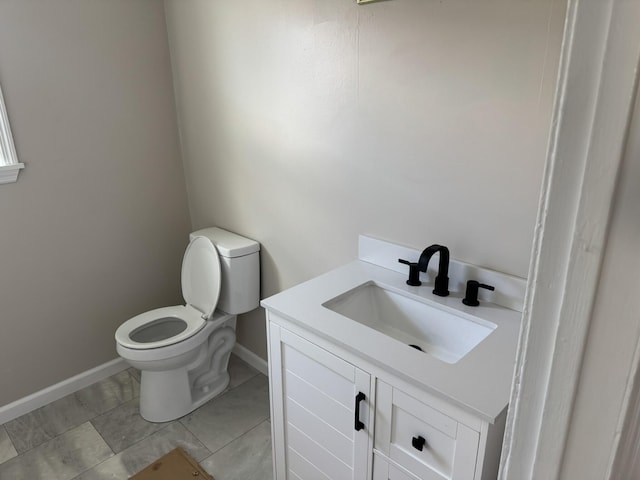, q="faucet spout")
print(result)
[417,244,450,297]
